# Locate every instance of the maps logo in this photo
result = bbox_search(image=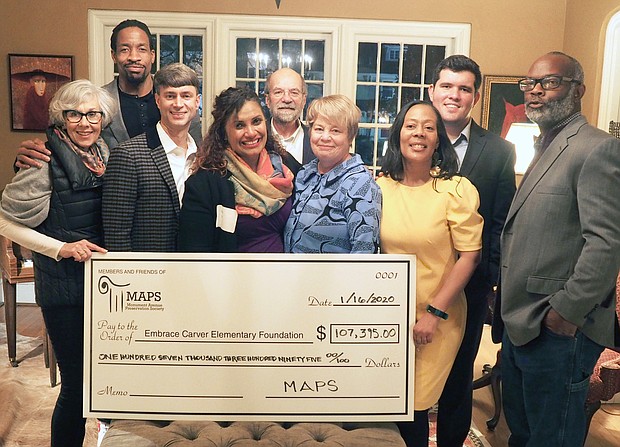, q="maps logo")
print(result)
[98,276,164,313]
